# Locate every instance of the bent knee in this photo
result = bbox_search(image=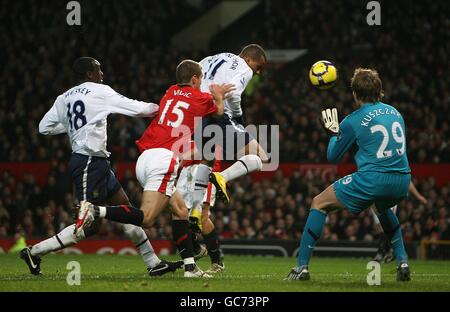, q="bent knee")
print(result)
[311,194,321,208]
[141,218,154,228]
[202,218,215,234]
[141,209,156,228]
[259,150,270,163]
[251,146,269,163]
[311,194,330,211]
